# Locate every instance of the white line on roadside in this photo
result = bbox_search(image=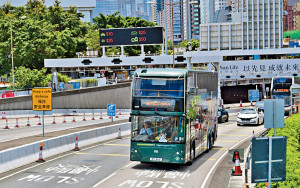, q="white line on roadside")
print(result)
[0,133,130,182]
[124,162,135,168]
[201,128,266,188]
[92,173,116,187]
